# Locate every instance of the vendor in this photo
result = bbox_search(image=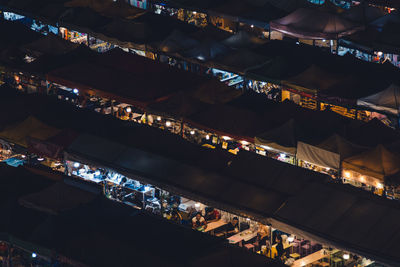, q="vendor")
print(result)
[192,212,207,230]
[225,217,239,236]
[275,235,285,262]
[204,207,221,222]
[256,223,270,251]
